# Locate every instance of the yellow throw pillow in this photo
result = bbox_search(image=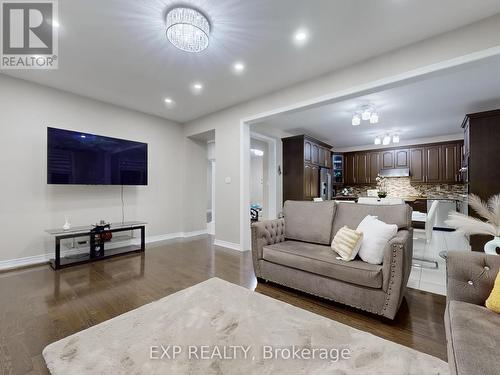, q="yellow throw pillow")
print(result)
[331,226,363,261]
[486,269,500,313]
